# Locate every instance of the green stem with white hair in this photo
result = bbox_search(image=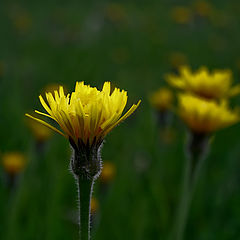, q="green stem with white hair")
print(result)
[78,177,94,240]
